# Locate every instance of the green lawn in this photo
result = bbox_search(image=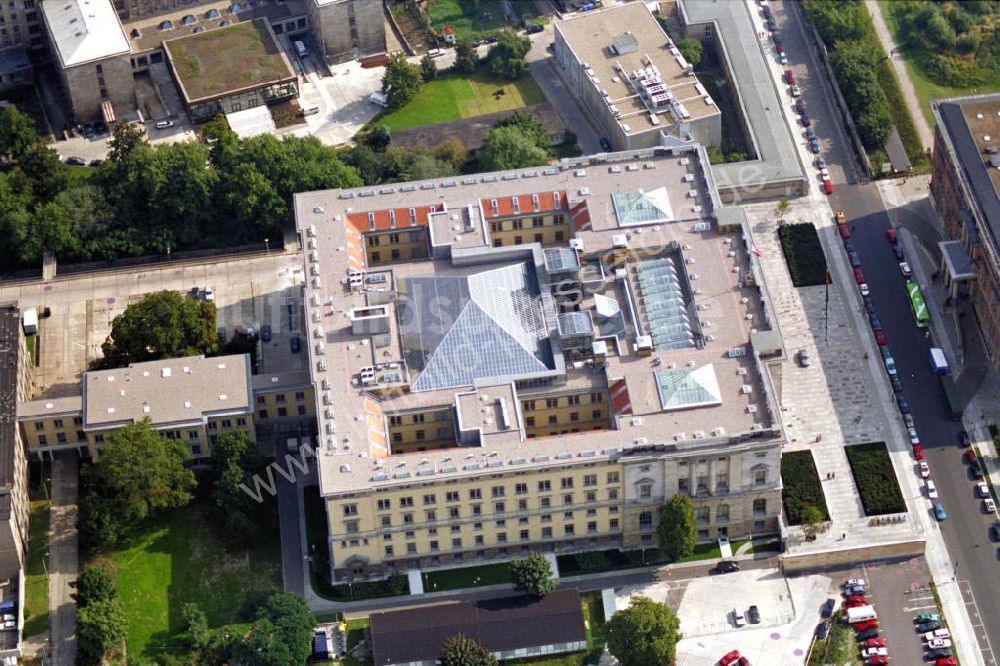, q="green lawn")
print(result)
[425,0,508,41]
[877,0,1000,130]
[98,502,281,659]
[809,612,863,666]
[375,70,545,132]
[23,498,50,638]
[422,561,512,592]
